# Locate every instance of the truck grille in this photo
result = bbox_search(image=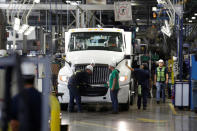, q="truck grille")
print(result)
[75,64,111,84]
